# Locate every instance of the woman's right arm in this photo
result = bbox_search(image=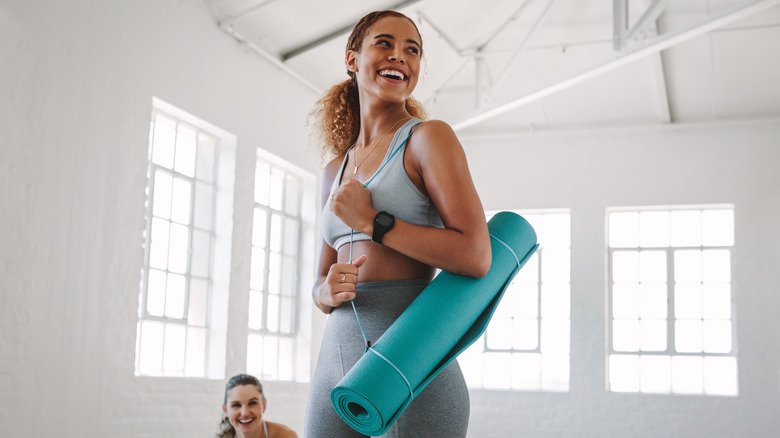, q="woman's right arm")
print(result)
[312,156,365,314]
